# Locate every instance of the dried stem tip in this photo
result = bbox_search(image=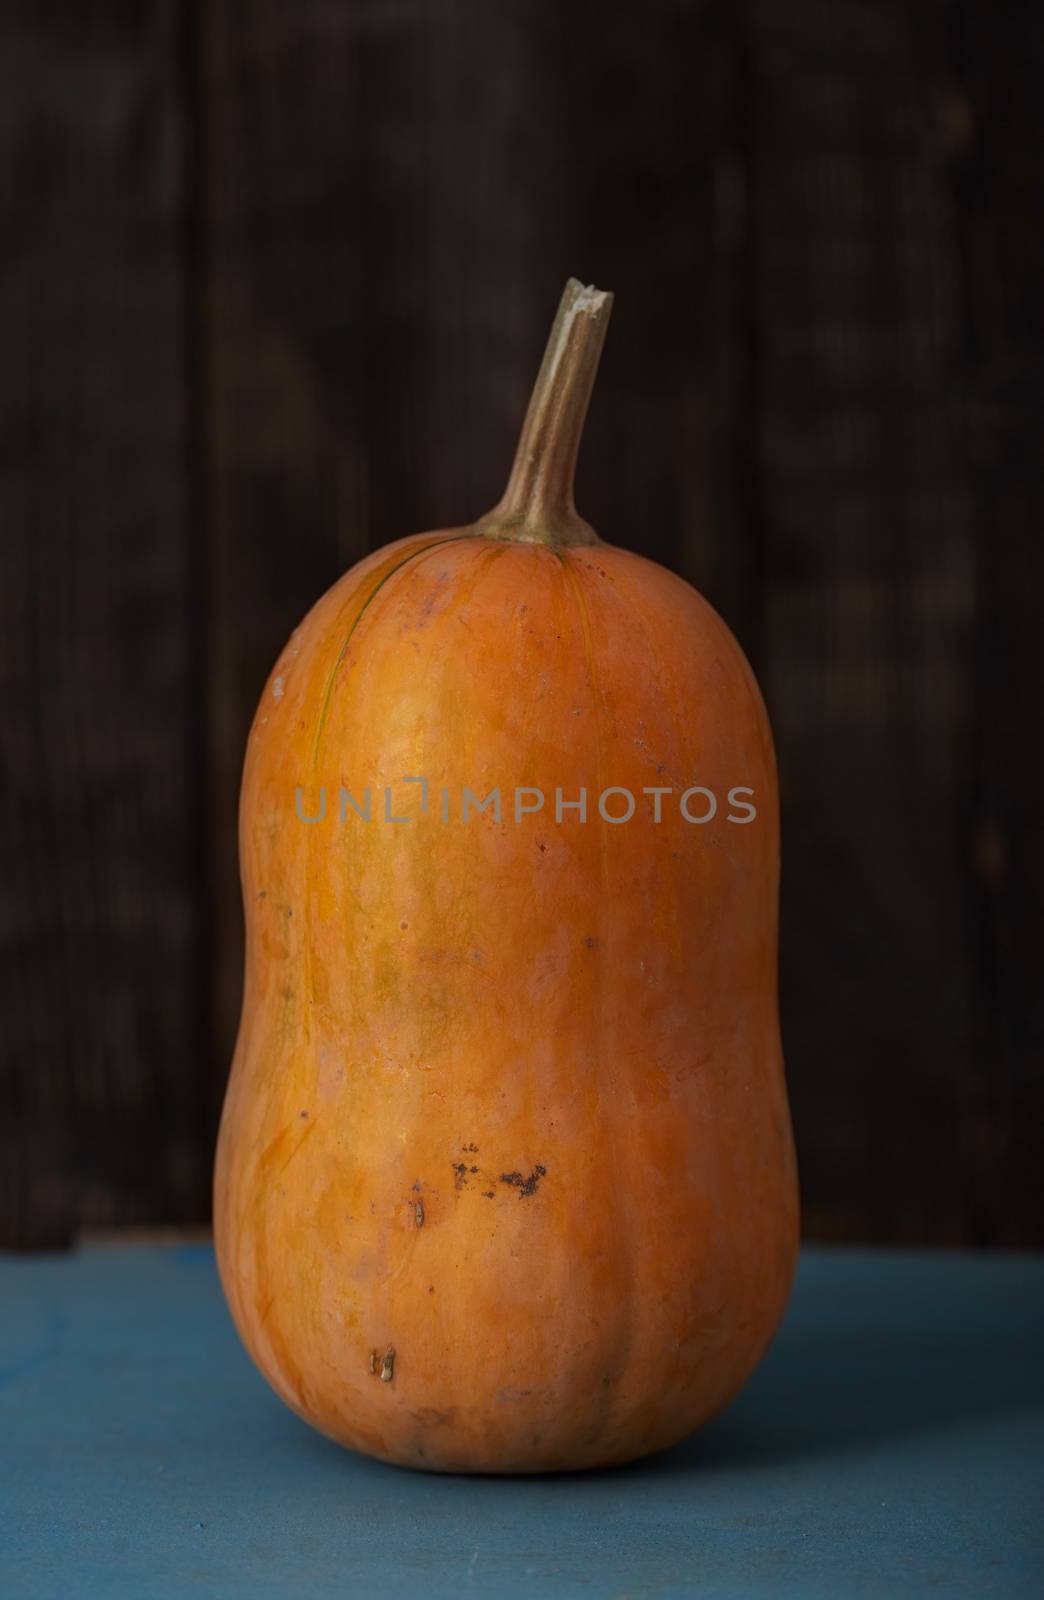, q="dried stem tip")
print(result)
[476,277,613,549]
